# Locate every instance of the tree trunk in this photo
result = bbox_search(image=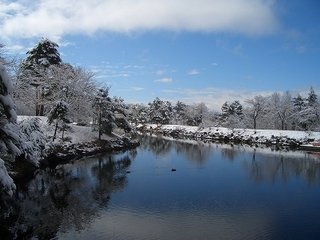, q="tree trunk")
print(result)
[53,120,58,141]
